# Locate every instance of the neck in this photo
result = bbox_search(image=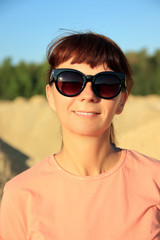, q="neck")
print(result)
[55,129,120,176]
